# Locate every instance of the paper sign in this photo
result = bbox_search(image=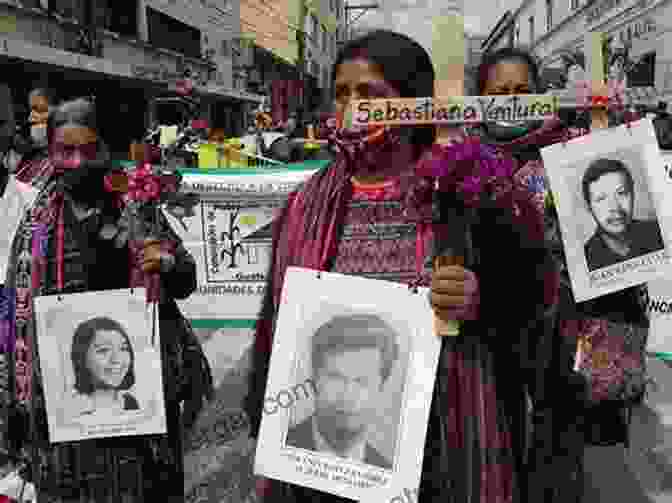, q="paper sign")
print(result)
[542,119,672,302]
[162,169,316,320]
[255,268,440,501]
[347,95,560,126]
